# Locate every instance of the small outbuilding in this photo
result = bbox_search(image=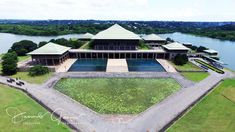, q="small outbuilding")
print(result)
[142,34,166,47]
[162,42,190,59]
[203,49,218,56]
[79,33,94,41]
[28,42,71,66]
